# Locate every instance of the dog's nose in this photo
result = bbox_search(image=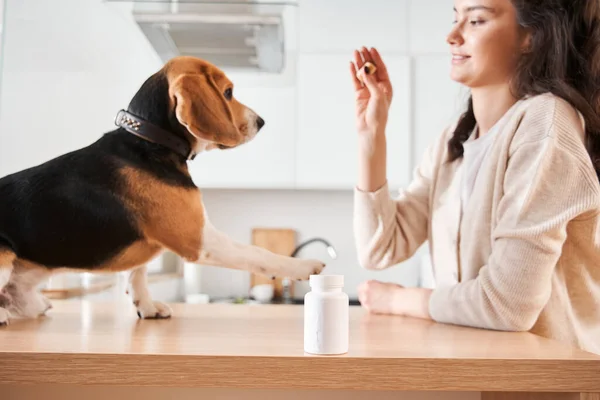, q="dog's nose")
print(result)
[256,116,265,130]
